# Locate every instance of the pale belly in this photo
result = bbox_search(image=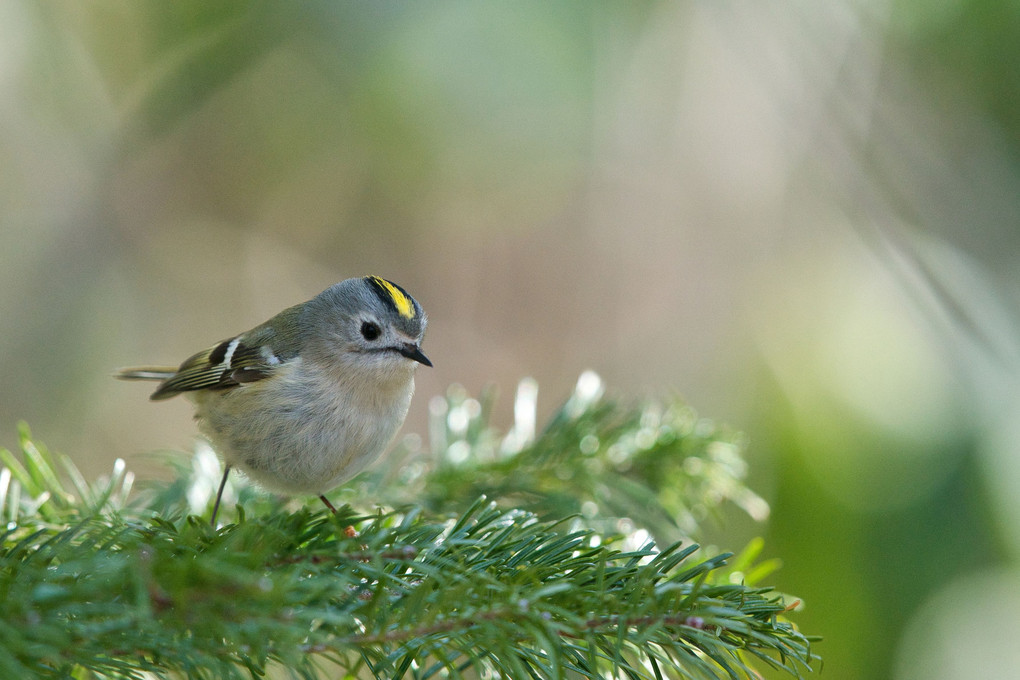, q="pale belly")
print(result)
[194,362,415,495]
